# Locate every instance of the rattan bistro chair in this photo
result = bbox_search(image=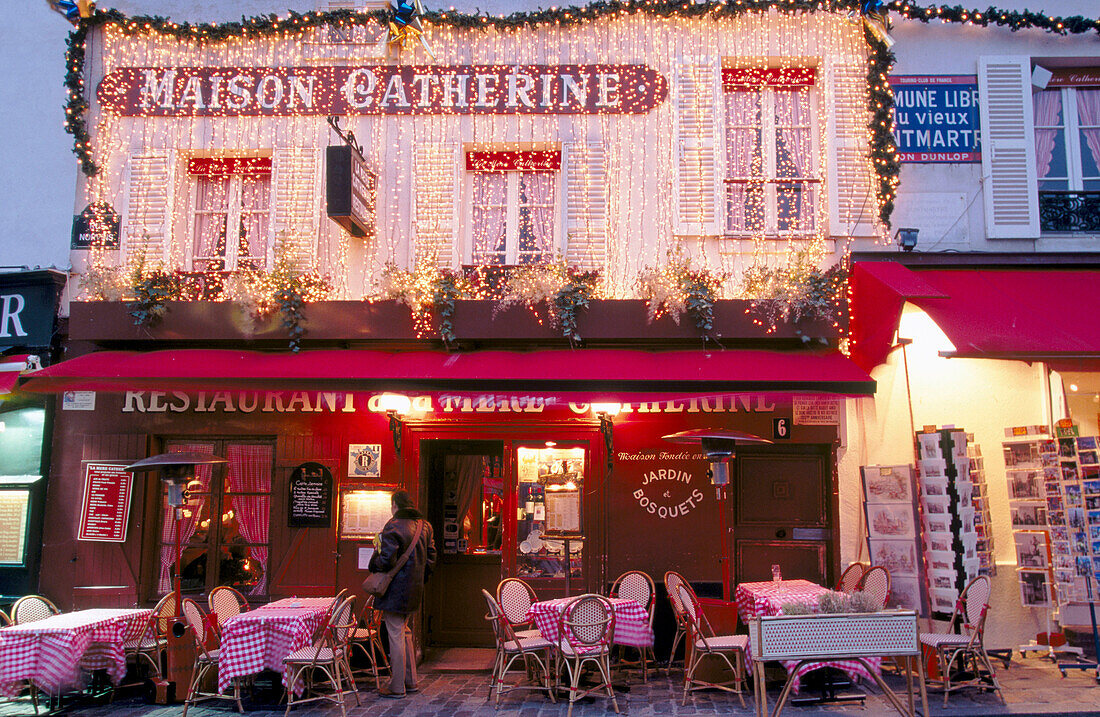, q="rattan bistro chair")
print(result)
[676,584,749,707]
[920,576,1003,706]
[496,578,542,639]
[11,595,60,624]
[609,570,656,681]
[122,608,162,680]
[208,586,249,628]
[858,566,892,609]
[182,598,243,716]
[663,571,693,671]
[349,594,390,691]
[835,563,867,594]
[556,594,620,717]
[283,595,359,717]
[482,589,556,709]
